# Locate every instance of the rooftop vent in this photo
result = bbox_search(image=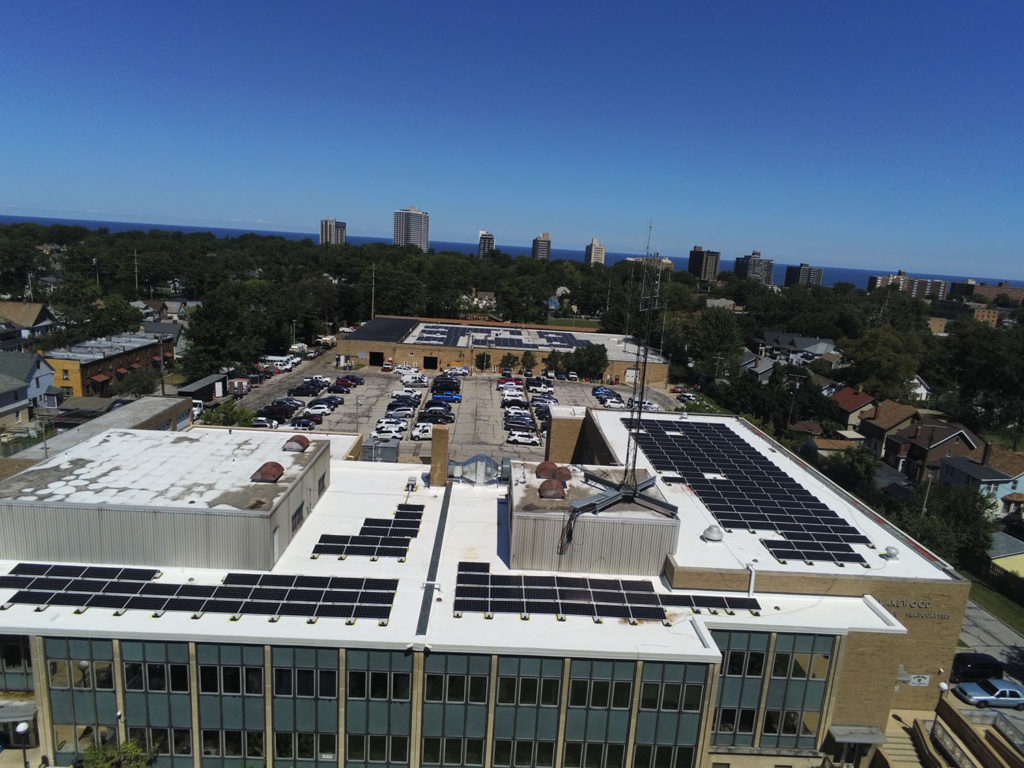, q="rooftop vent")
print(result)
[536,461,558,479]
[283,435,310,452]
[539,479,566,500]
[251,461,285,483]
[553,466,572,483]
[701,525,724,542]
